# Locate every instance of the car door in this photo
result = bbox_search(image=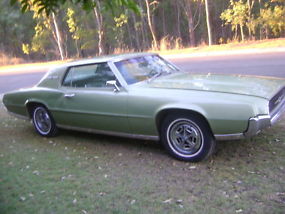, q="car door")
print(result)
[54,62,130,133]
